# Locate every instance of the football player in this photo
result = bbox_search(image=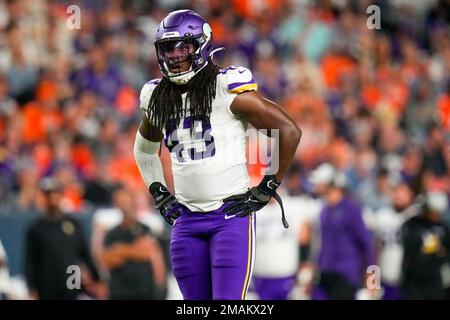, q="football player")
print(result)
[134,9,301,300]
[252,195,320,300]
